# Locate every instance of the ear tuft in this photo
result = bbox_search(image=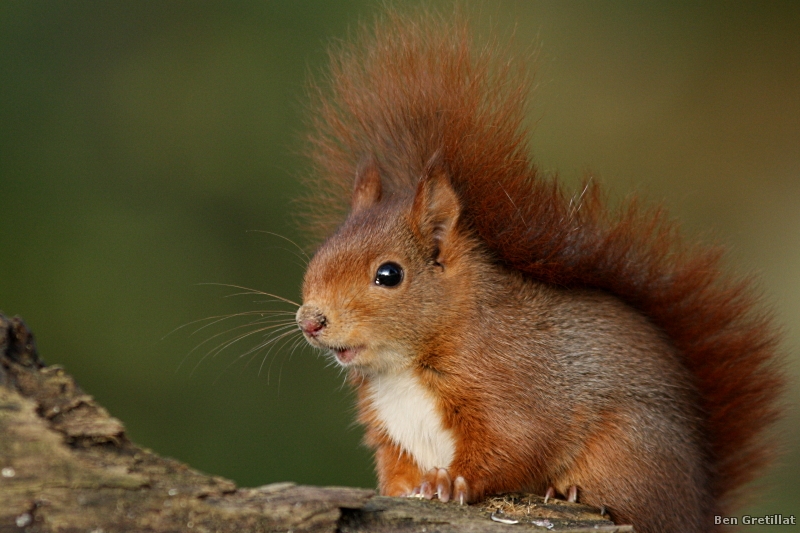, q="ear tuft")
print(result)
[411,153,461,265]
[352,156,382,213]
